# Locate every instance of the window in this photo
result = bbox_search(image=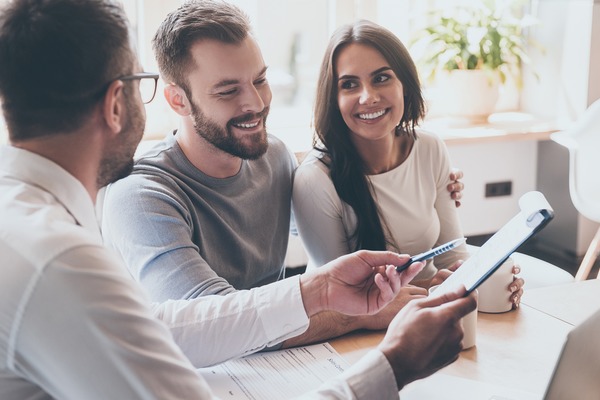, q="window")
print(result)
[120,0,537,152]
[1,0,562,147]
